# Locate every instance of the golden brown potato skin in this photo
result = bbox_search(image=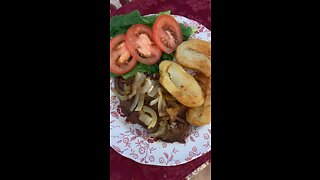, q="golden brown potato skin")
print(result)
[159,61,204,107]
[186,74,211,126]
[175,39,211,77]
[186,96,211,126]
